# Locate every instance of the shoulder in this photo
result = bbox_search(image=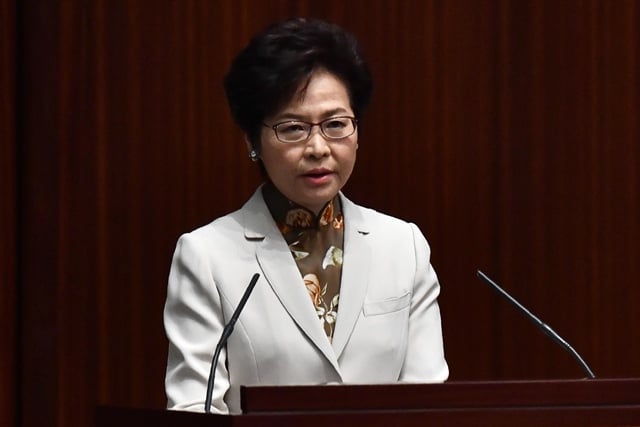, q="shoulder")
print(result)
[341,193,424,239]
[179,187,268,243]
[186,209,245,241]
[340,194,432,261]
